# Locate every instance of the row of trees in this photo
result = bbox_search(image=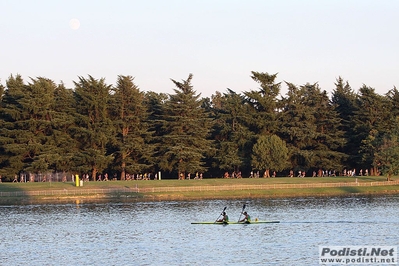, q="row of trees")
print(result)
[1,72,399,181]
